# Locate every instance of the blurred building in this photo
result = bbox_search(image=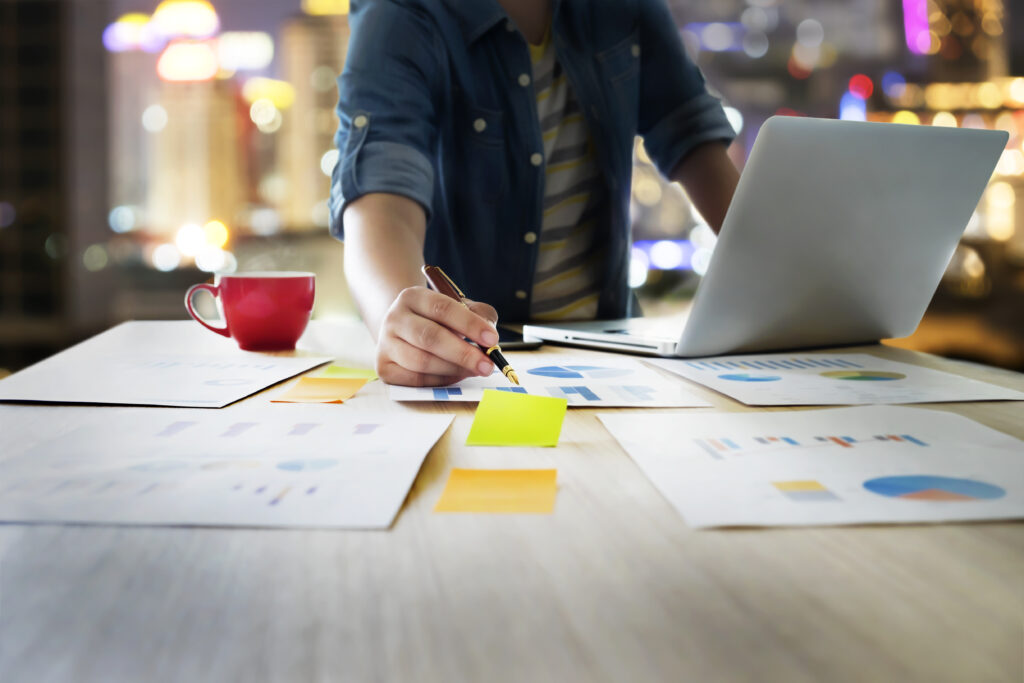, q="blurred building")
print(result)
[147,79,246,233]
[0,0,113,373]
[278,12,350,231]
